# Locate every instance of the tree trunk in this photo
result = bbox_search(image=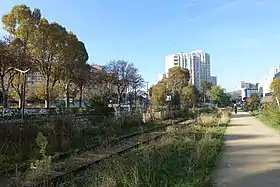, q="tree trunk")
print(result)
[134,87,137,111]
[79,84,83,108]
[45,77,50,108]
[1,76,8,108]
[276,97,280,109]
[18,96,22,109]
[18,77,24,109]
[65,83,70,108]
[118,93,122,112]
